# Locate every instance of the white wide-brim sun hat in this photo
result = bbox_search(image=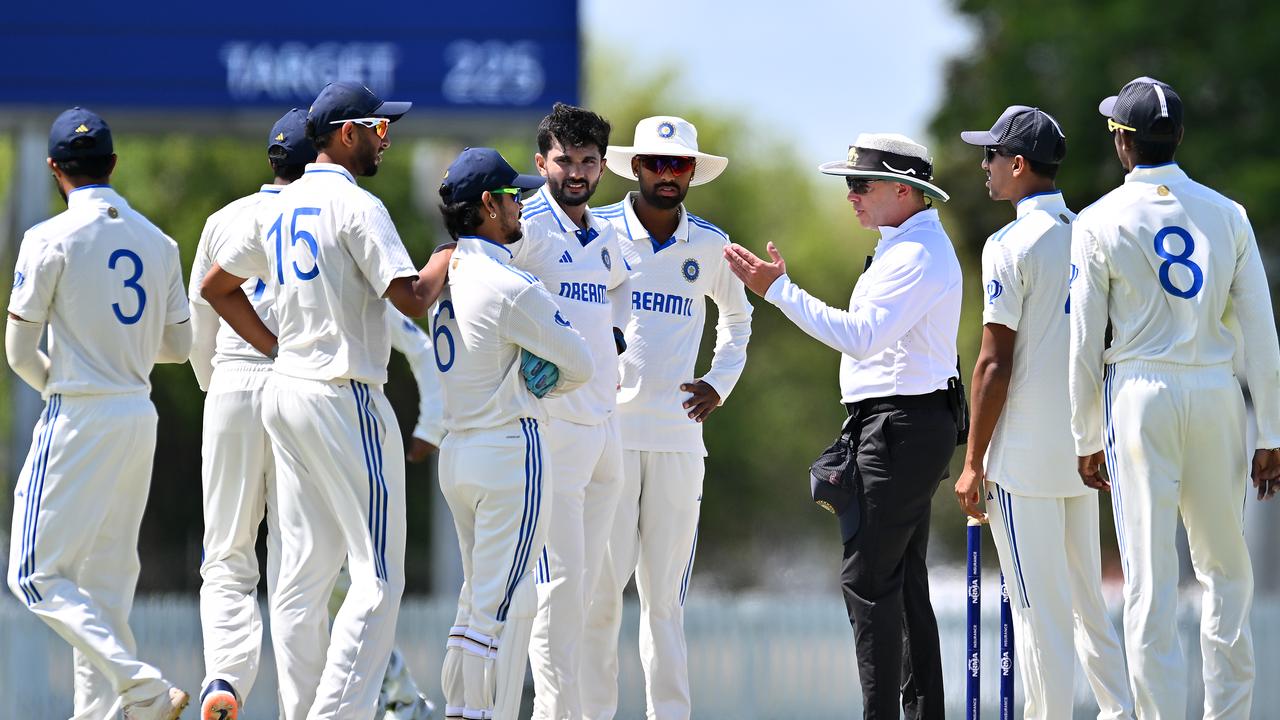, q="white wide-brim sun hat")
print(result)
[605,116,728,187]
[818,132,950,202]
